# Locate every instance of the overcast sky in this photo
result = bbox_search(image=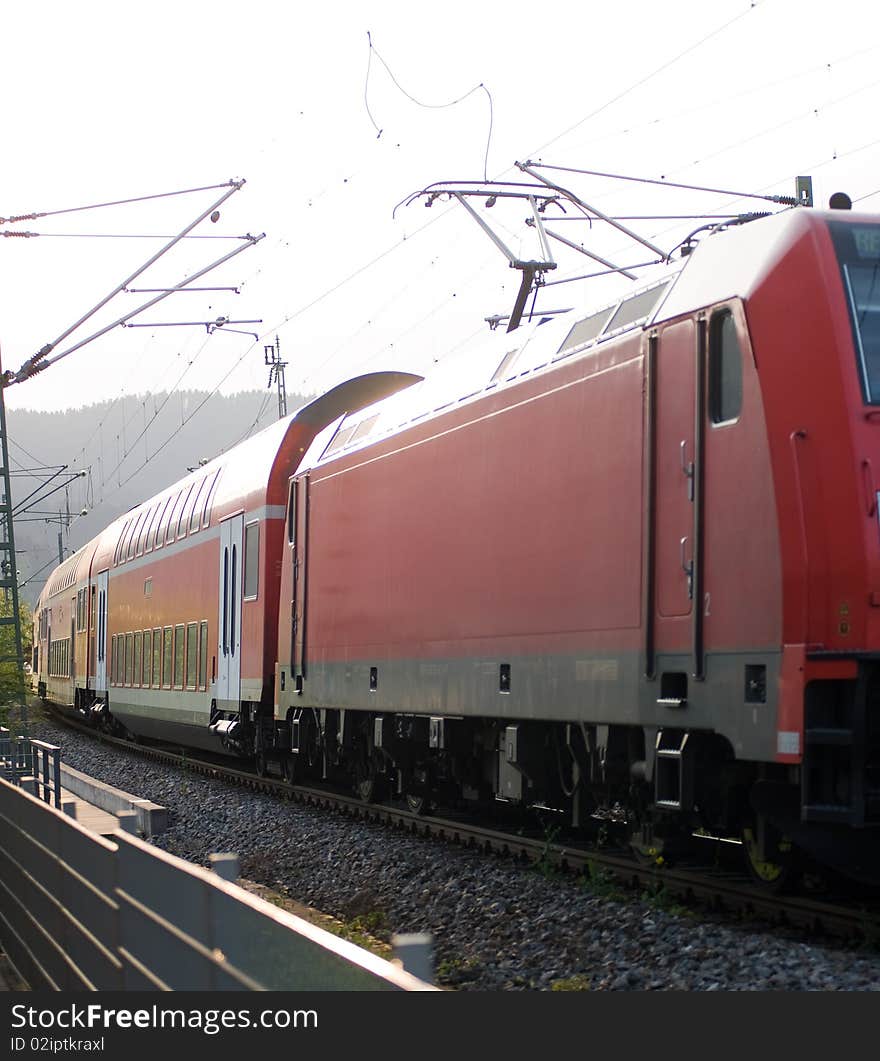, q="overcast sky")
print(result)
[3,0,880,440]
